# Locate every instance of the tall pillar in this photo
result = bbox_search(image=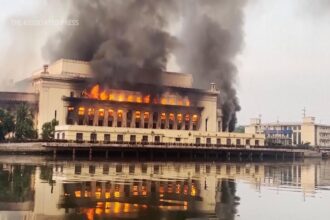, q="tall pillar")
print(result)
[94,109,99,126]
[104,109,109,127]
